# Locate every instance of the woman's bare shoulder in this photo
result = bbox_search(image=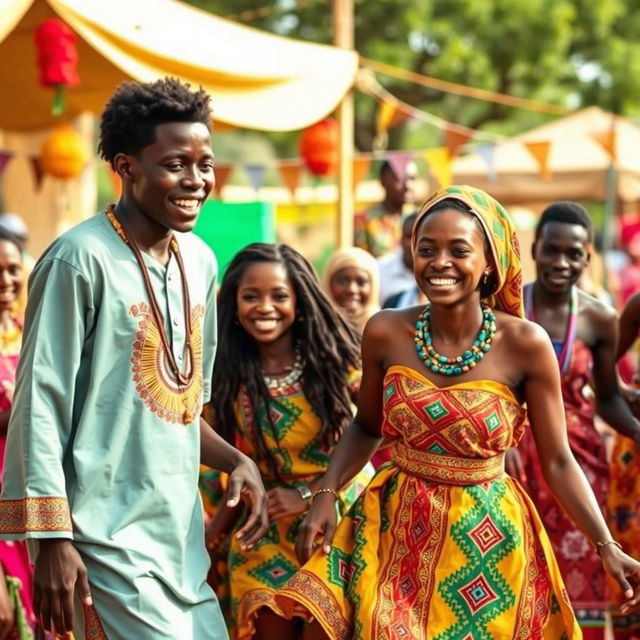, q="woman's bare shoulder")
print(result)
[495,311,552,356]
